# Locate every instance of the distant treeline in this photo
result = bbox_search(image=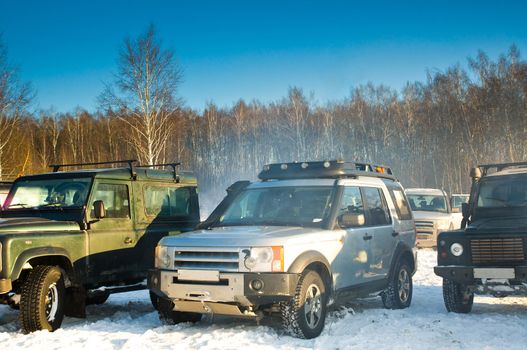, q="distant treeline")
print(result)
[1,29,526,203]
